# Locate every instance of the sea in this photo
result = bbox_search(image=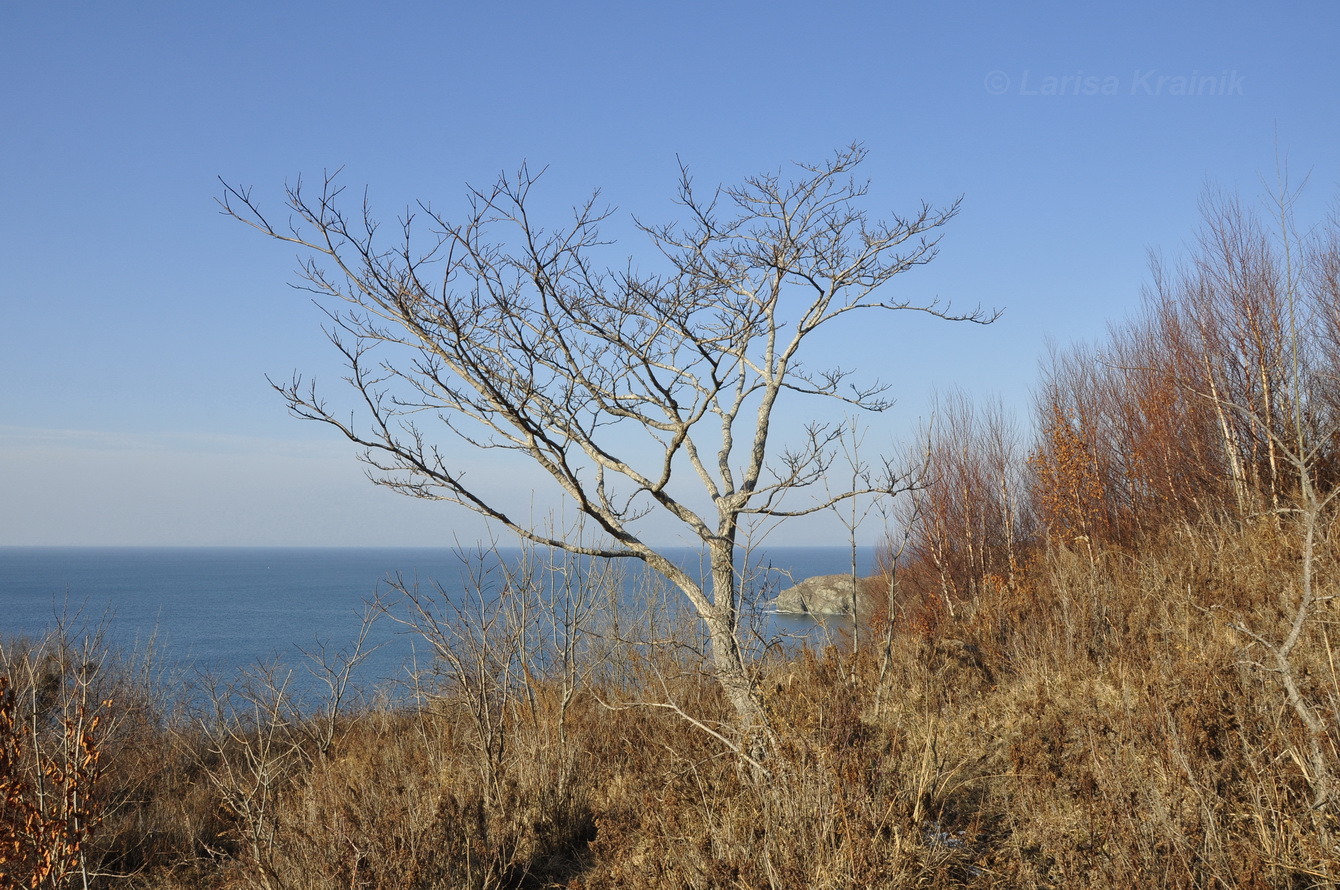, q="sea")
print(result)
[0,545,873,706]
